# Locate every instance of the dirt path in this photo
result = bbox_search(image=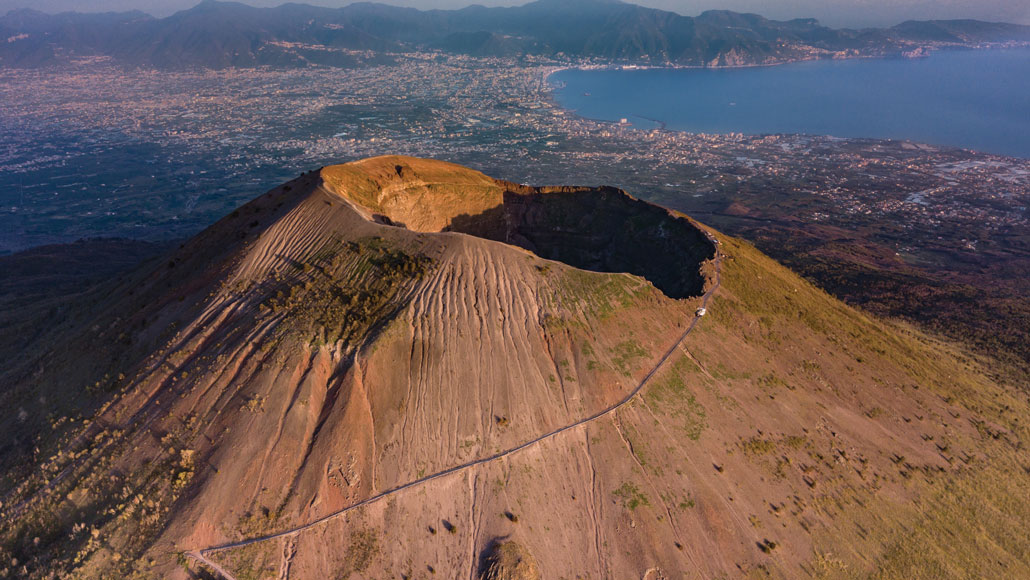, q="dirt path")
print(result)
[188,233,722,579]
